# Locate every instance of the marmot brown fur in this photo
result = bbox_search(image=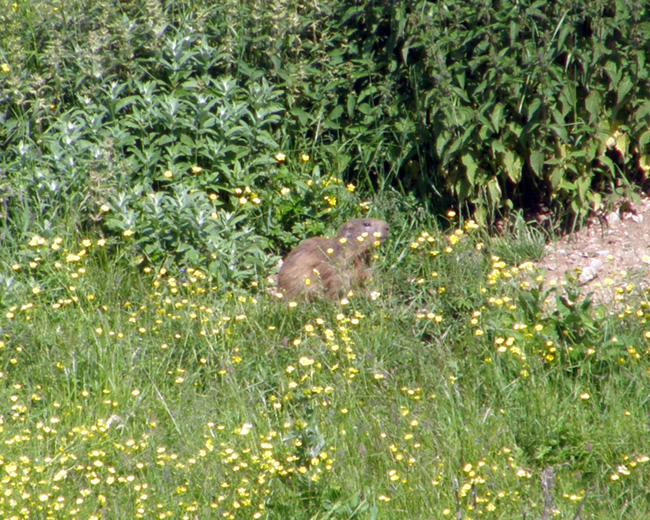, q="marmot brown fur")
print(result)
[277,218,389,300]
